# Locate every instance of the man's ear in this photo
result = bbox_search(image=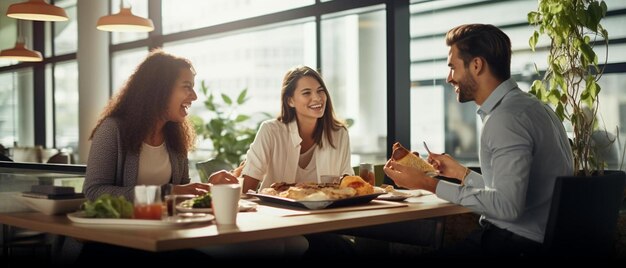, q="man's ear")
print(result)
[472,57,486,76]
